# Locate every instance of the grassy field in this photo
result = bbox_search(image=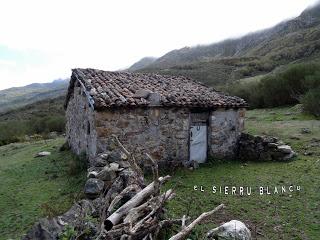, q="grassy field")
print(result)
[163,106,320,240]
[0,106,319,239]
[0,138,86,240]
